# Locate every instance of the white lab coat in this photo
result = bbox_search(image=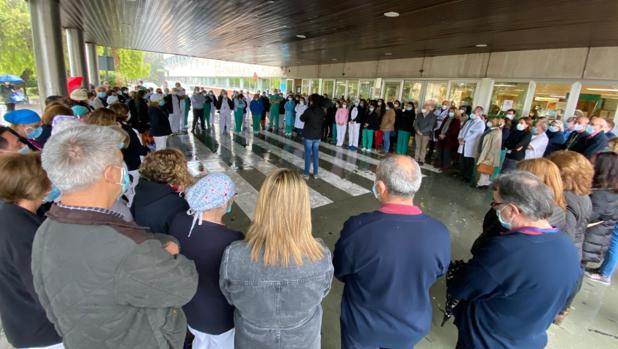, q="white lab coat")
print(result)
[294,104,308,129]
[458,118,485,158]
[525,132,549,159]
